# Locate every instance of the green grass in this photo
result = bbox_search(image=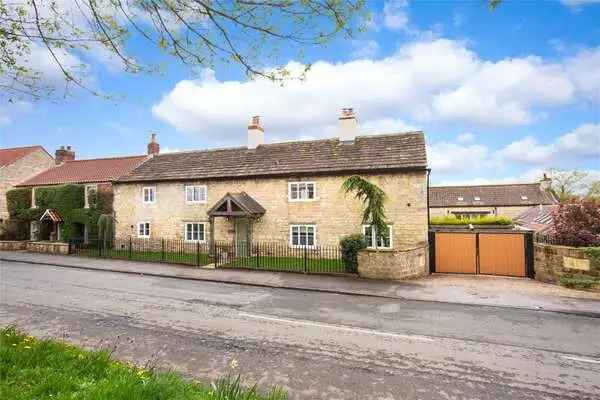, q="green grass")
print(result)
[222,256,347,273]
[430,215,513,226]
[76,248,213,266]
[559,275,600,289]
[0,326,286,400]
